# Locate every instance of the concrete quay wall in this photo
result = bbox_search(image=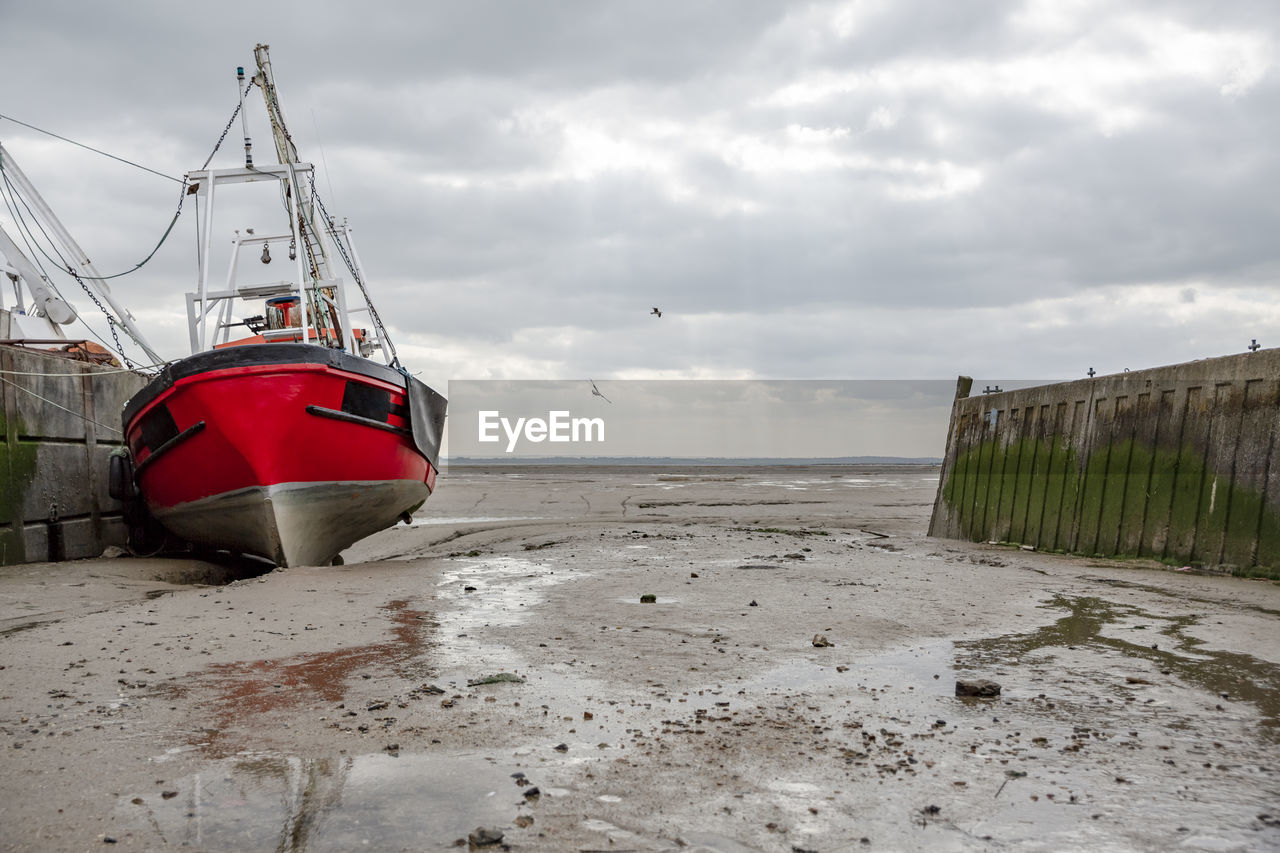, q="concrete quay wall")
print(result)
[928,349,1280,578]
[0,316,147,565]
